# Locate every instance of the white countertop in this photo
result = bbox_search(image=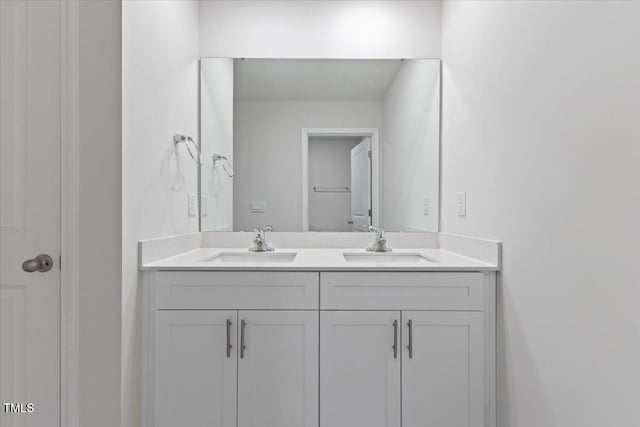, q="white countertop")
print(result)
[141,247,498,271]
